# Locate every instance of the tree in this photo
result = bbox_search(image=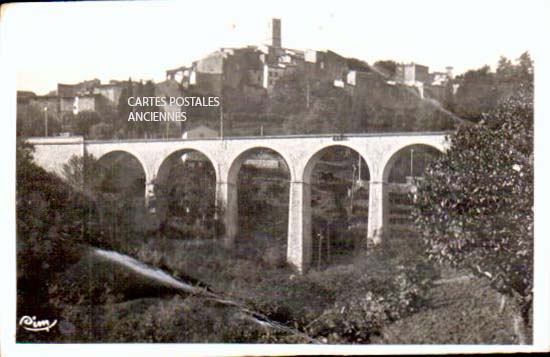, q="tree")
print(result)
[17,103,63,137]
[125,80,162,138]
[454,65,497,121]
[89,122,115,139]
[269,70,308,116]
[496,53,533,84]
[458,65,493,83]
[17,141,91,338]
[496,56,515,80]
[62,152,147,247]
[62,152,104,194]
[154,159,220,239]
[373,60,398,78]
[72,111,101,137]
[116,79,133,137]
[412,84,533,342]
[143,80,162,137]
[17,104,45,137]
[516,52,534,82]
